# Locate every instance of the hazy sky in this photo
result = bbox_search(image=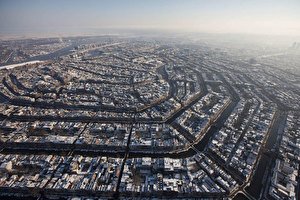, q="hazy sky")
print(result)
[0,0,300,37]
